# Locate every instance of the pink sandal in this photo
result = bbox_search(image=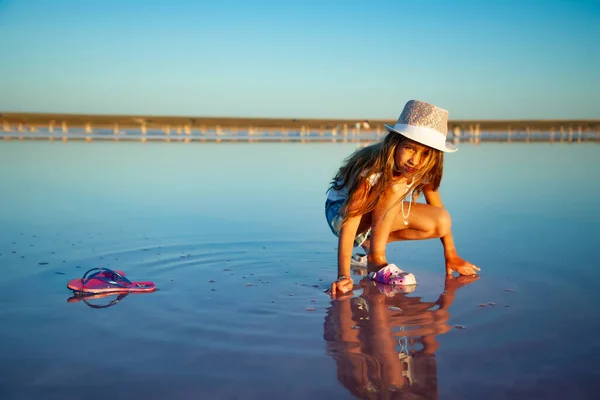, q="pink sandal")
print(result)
[368,263,417,286]
[67,268,156,294]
